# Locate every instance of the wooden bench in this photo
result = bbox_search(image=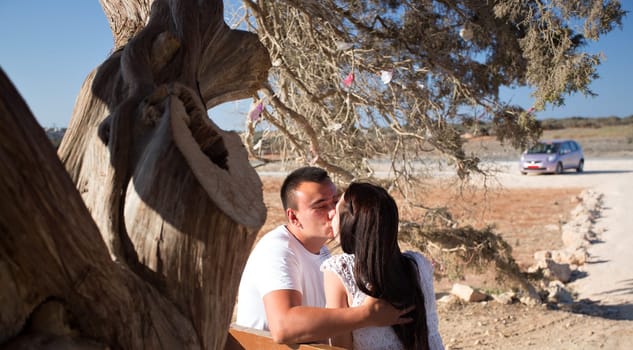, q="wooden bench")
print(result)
[225,324,345,350]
